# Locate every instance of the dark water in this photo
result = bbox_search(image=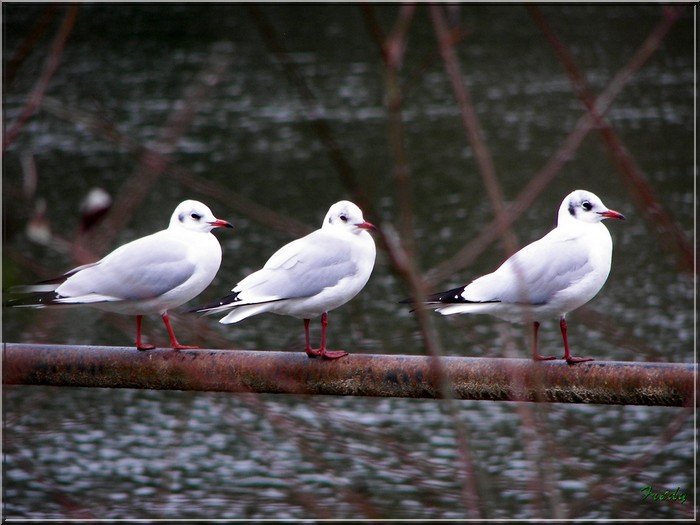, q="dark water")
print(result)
[2,4,695,519]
